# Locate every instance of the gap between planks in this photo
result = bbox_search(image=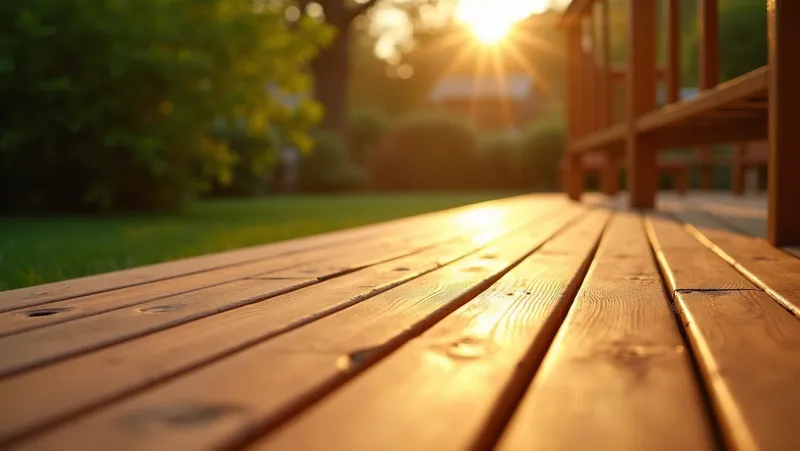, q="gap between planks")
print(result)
[0,198,556,337]
[4,204,588,450]
[0,203,584,446]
